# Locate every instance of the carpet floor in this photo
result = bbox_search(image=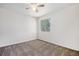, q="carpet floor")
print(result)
[0,39,79,56]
